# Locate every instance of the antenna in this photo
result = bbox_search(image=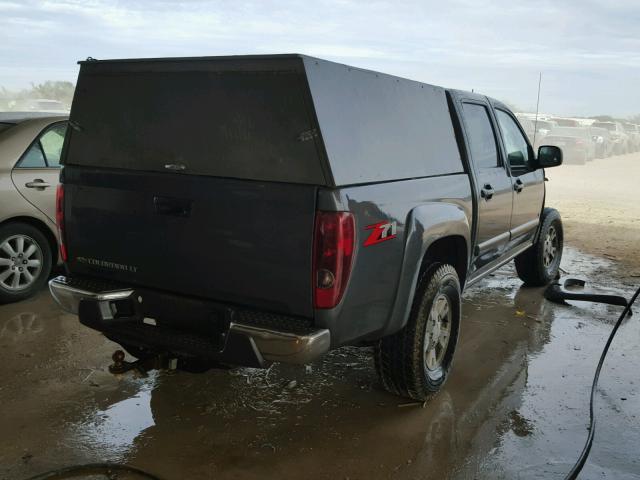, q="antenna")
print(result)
[533,72,542,147]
